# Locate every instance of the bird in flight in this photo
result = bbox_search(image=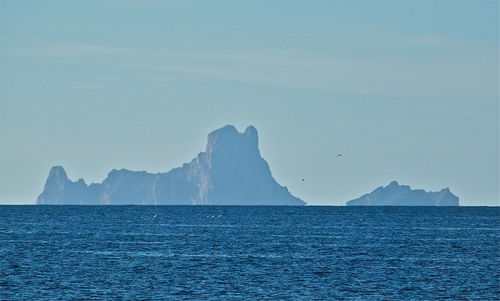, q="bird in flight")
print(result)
[337,154,342,157]
[301,179,305,182]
